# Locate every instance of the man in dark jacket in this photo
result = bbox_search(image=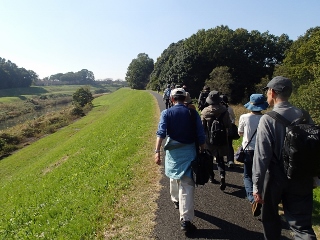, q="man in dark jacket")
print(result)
[201,90,231,190]
[197,86,210,111]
